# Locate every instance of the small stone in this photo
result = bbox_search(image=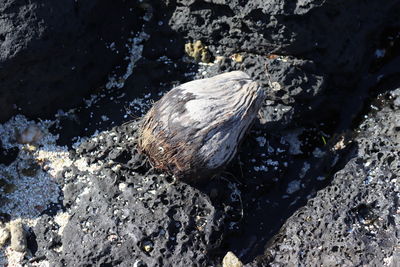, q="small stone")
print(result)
[9,220,27,253]
[118,182,127,192]
[142,240,154,252]
[270,81,282,91]
[332,136,346,151]
[223,251,243,267]
[17,125,44,144]
[26,144,37,152]
[0,223,10,247]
